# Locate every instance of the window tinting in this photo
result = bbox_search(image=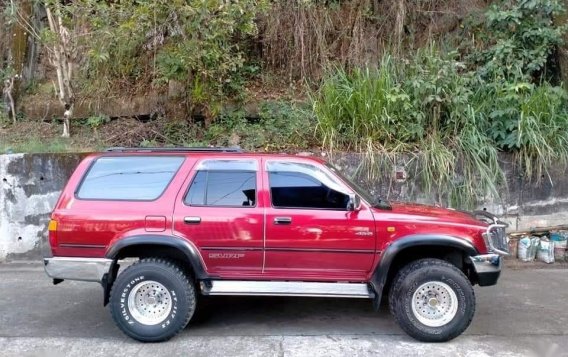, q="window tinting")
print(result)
[269,170,349,209]
[77,156,184,200]
[186,171,256,207]
[267,161,346,193]
[196,160,257,171]
[186,171,207,205]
